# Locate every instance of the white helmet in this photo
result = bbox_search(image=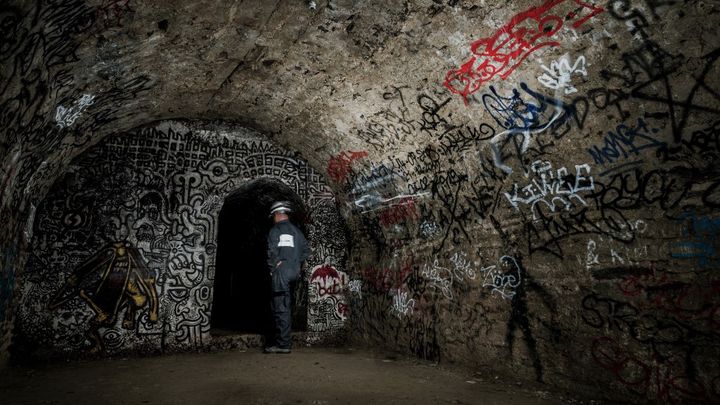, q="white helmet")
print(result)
[269,201,292,216]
